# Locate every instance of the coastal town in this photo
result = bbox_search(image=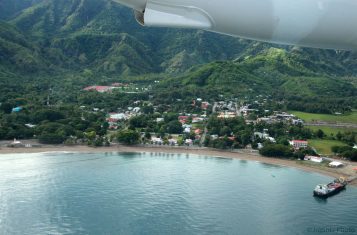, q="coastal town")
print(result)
[2,81,356,181]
